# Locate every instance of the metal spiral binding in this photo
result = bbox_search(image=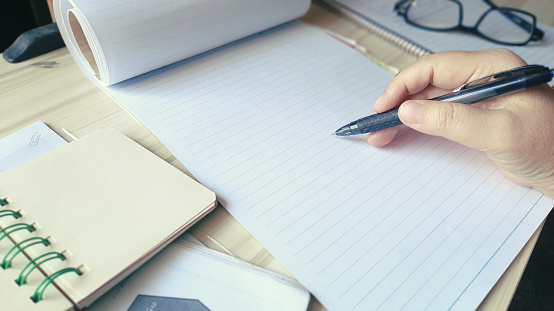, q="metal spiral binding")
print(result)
[0,201,83,303]
[315,0,433,59]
